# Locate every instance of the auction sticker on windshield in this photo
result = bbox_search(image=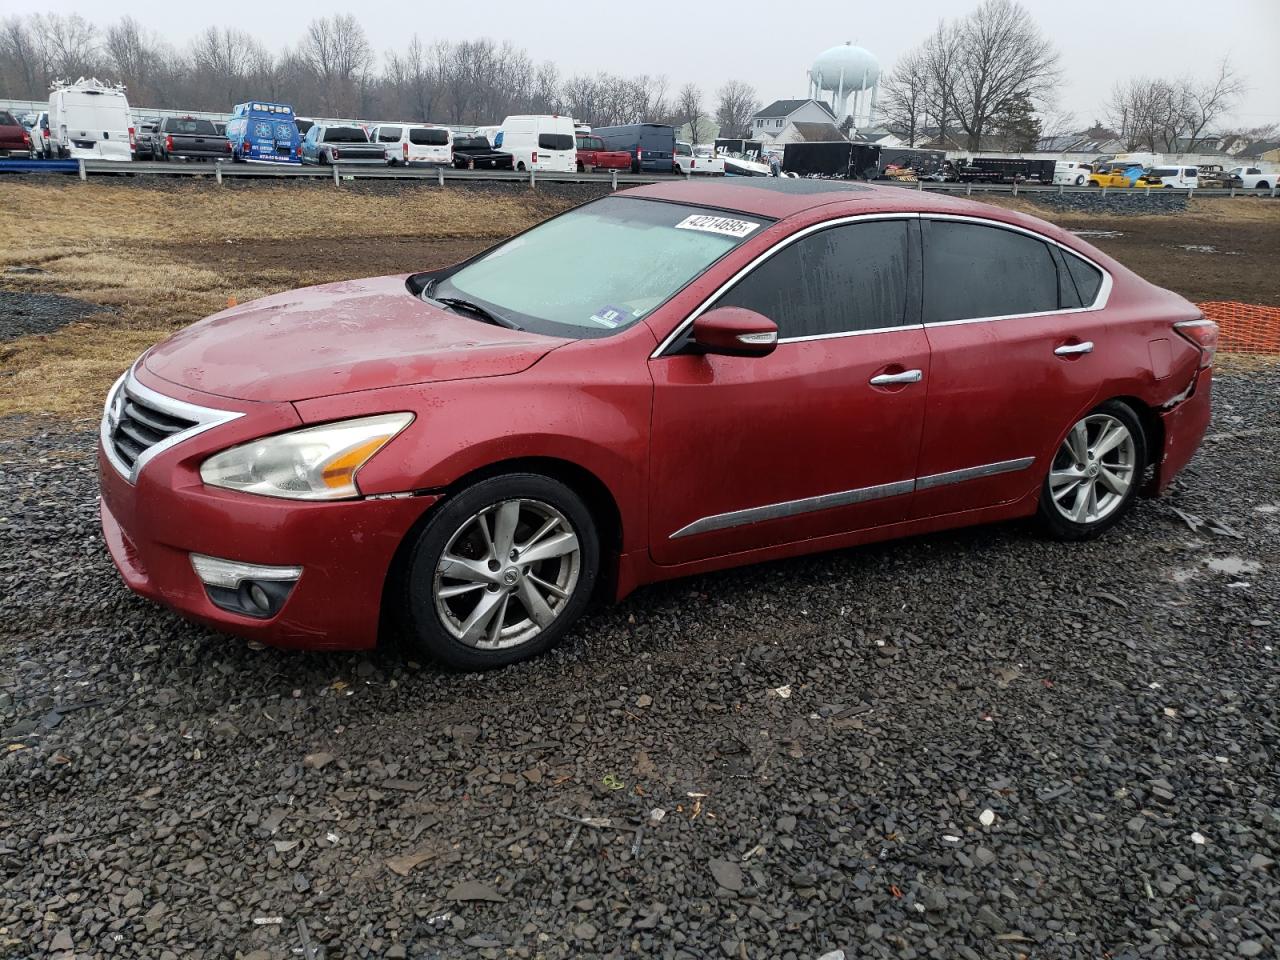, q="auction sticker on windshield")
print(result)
[674,215,760,238]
